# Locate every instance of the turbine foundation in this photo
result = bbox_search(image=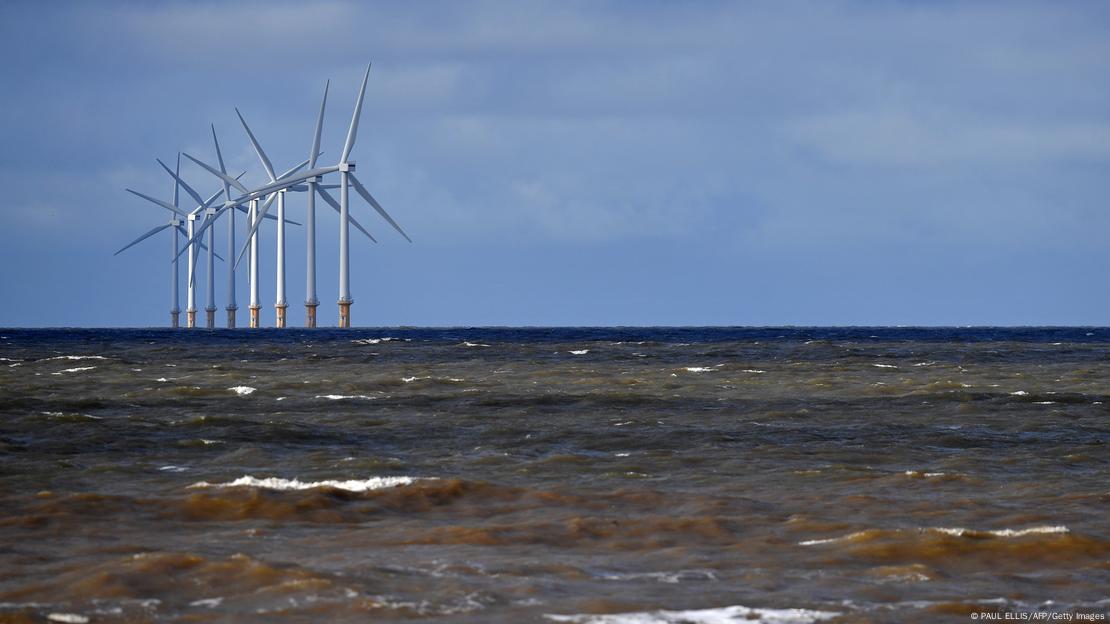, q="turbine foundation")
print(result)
[275,304,287,328]
[171,311,180,329]
[249,305,261,329]
[205,308,216,329]
[338,301,352,328]
[187,310,196,328]
[305,303,318,328]
[227,306,237,329]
